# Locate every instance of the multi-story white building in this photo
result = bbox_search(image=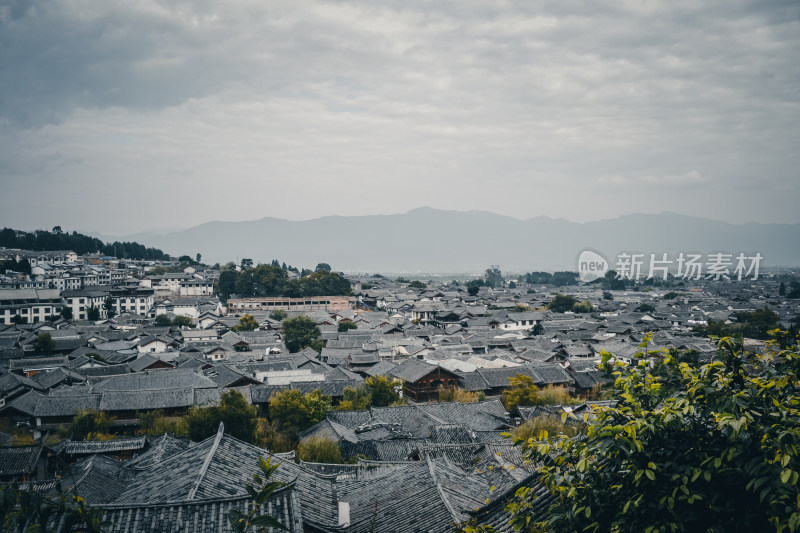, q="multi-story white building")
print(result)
[179,279,214,297]
[0,288,63,325]
[62,288,110,321]
[109,286,155,316]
